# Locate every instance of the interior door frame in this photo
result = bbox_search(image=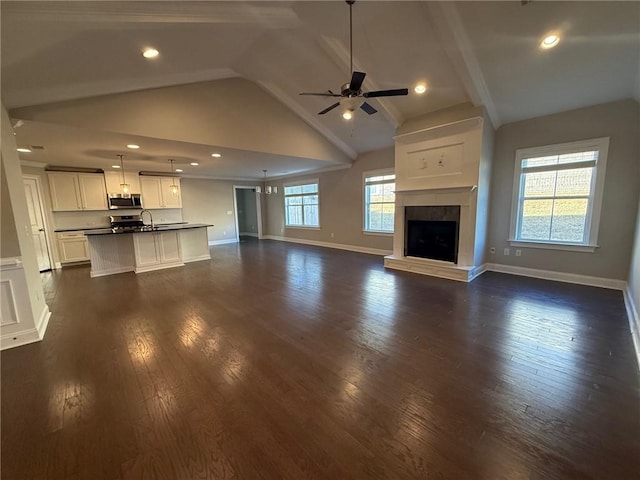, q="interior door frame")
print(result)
[23,174,55,271]
[232,185,262,243]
